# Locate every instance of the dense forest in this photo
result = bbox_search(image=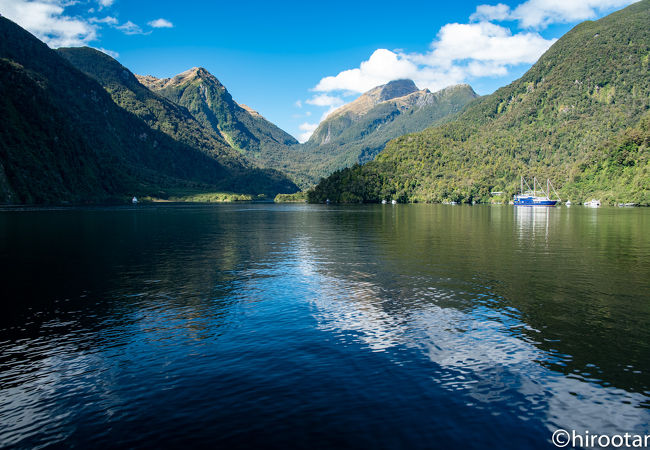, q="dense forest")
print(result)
[0,18,296,204]
[1,0,648,205]
[309,0,650,205]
